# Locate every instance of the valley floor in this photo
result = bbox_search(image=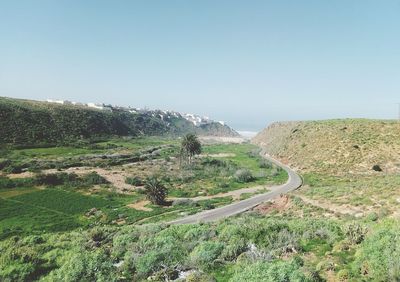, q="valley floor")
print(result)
[1,136,399,281]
